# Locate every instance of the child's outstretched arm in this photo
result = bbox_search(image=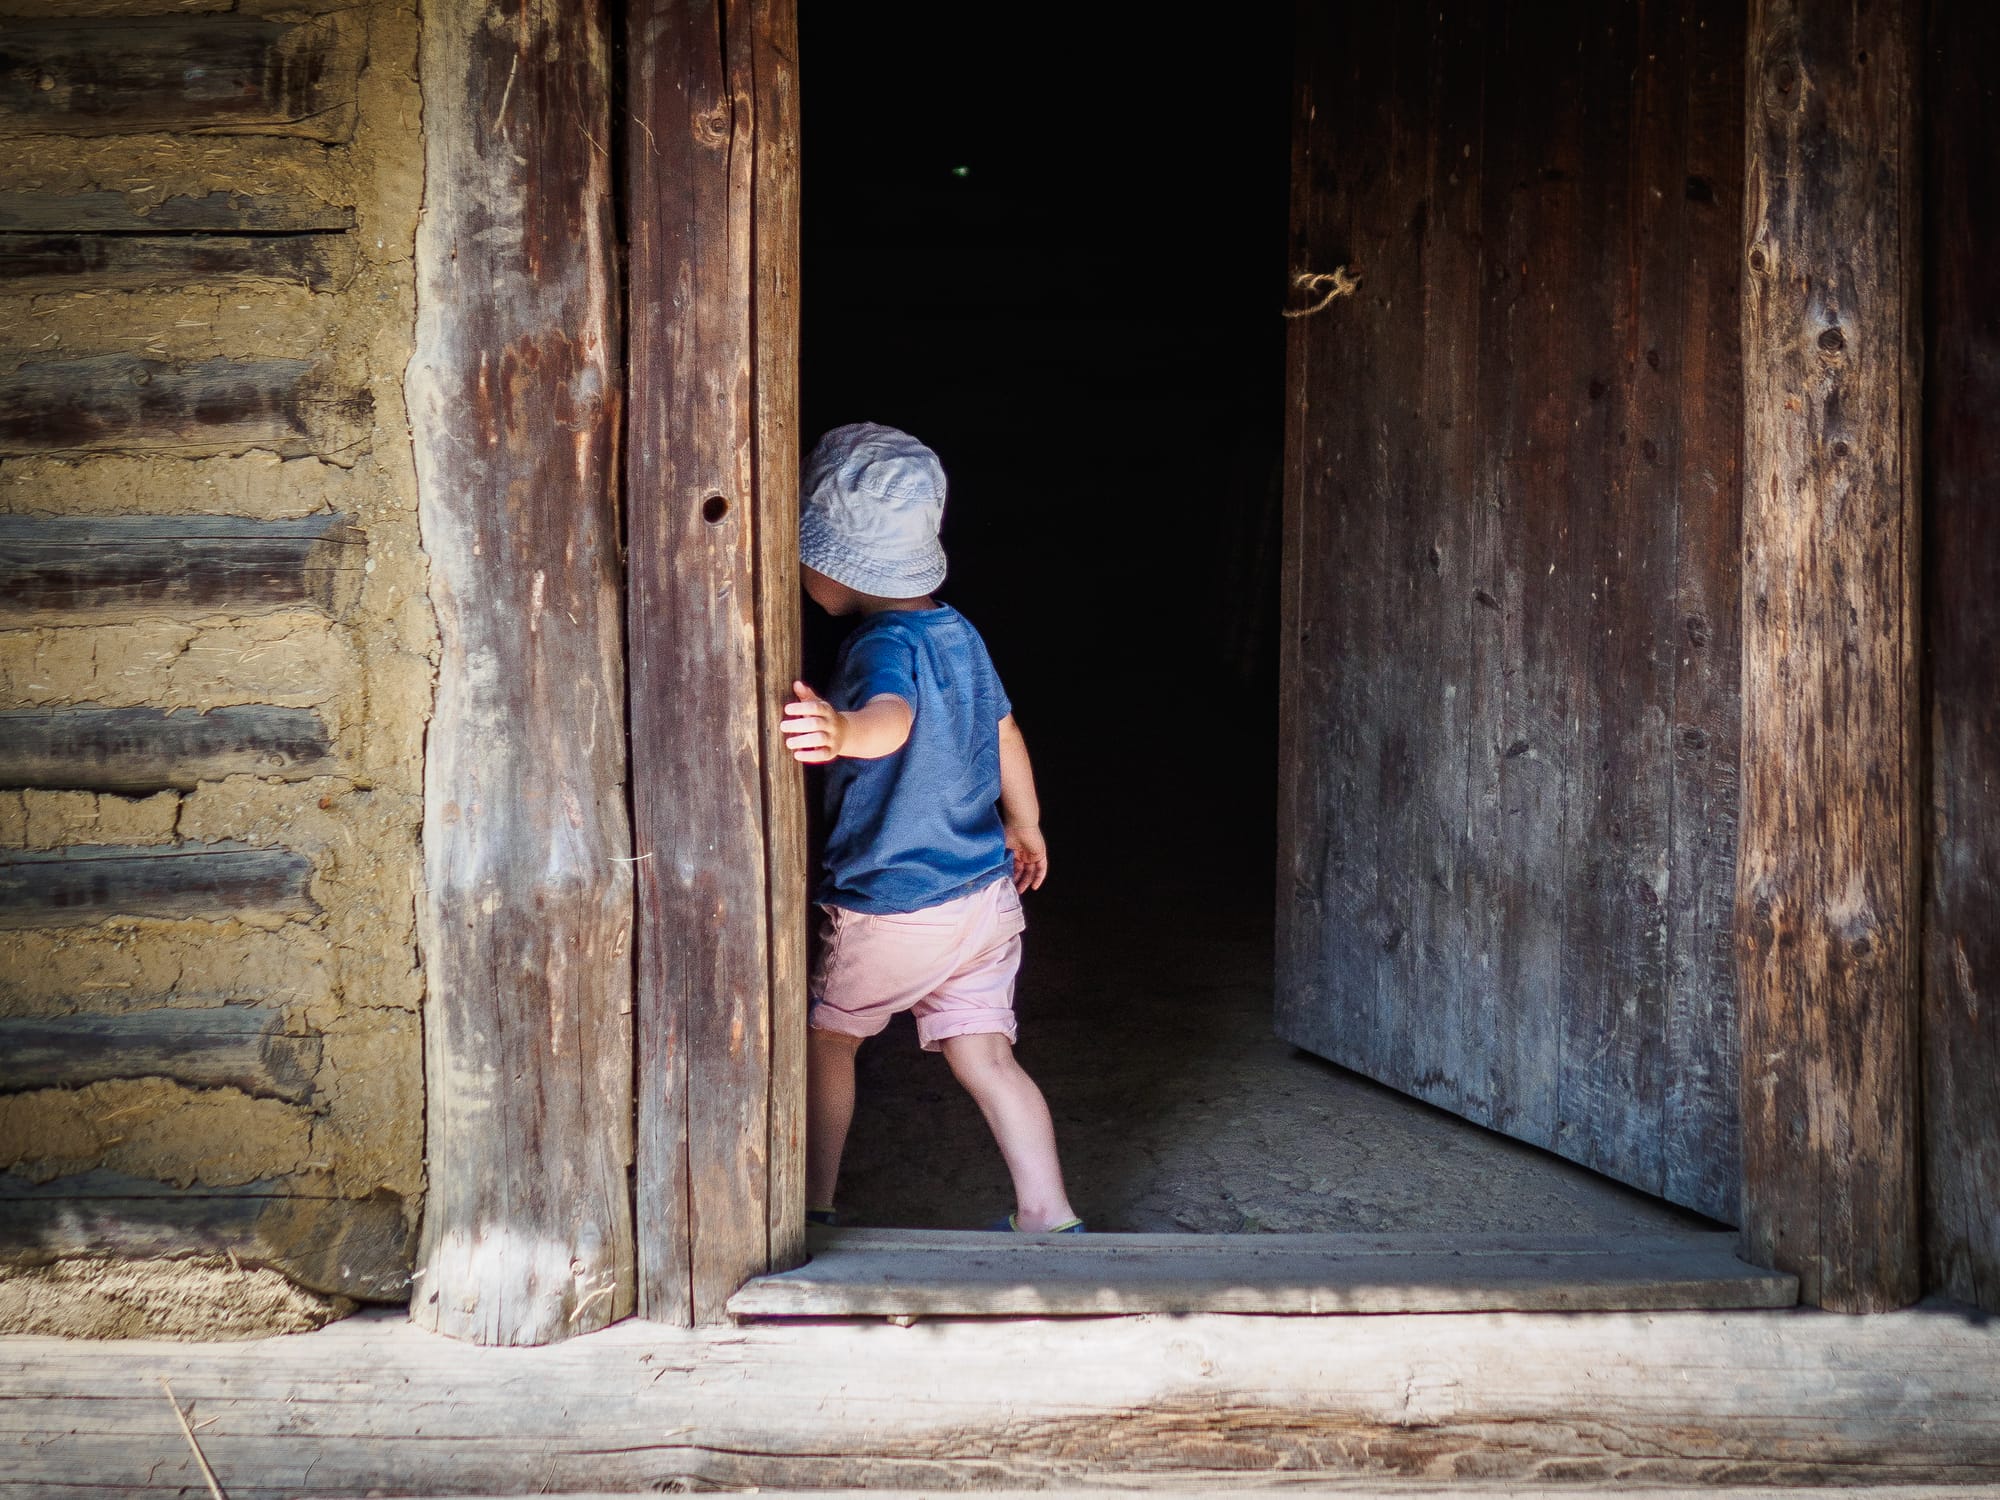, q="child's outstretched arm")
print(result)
[782,680,912,763]
[997,713,1047,892]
